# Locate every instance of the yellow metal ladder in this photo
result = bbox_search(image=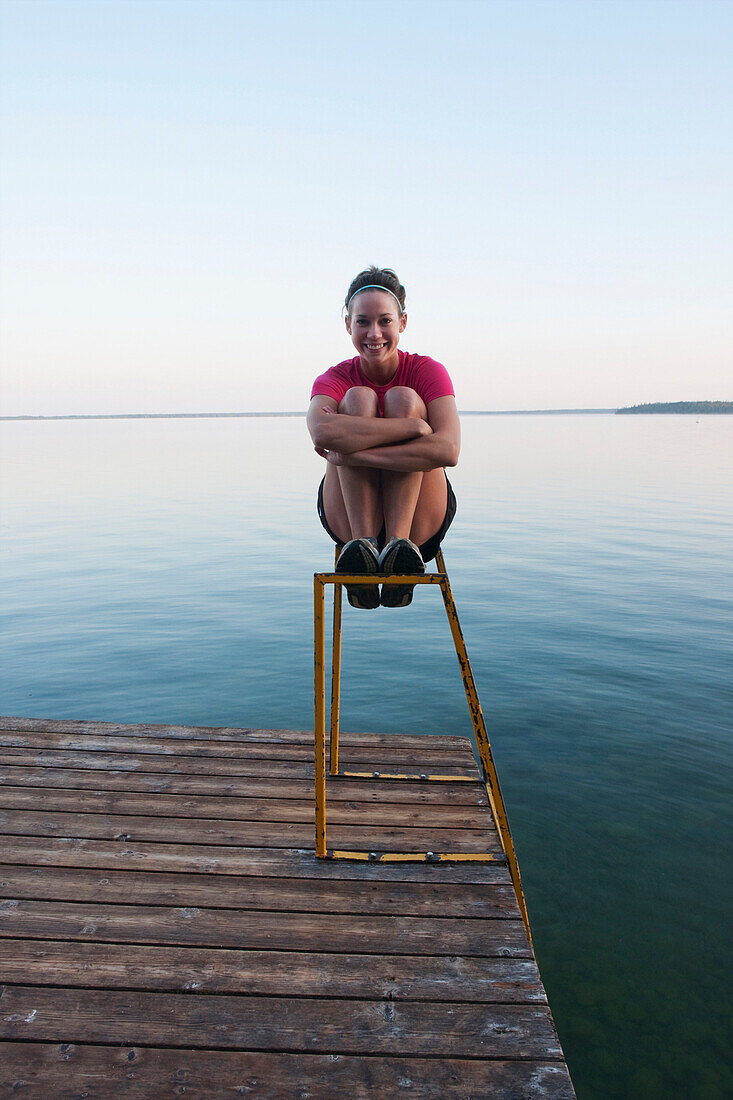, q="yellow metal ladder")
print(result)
[313,547,531,935]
